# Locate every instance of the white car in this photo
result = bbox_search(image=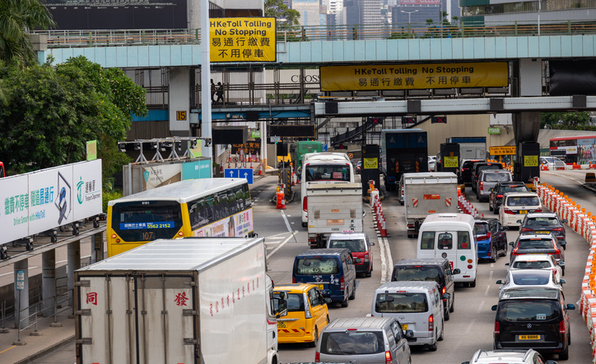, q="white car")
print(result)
[496,269,564,295]
[462,349,558,364]
[506,254,563,281]
[540,156,566,170]
[499,192,542,228]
